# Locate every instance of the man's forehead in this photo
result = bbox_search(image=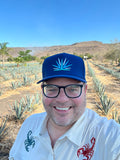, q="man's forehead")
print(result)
[43,77,83,84]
